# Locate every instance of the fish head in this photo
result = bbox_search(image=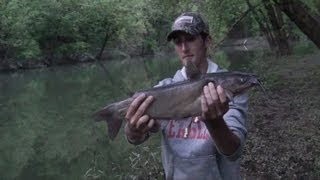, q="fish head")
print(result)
[220,72,263,97]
